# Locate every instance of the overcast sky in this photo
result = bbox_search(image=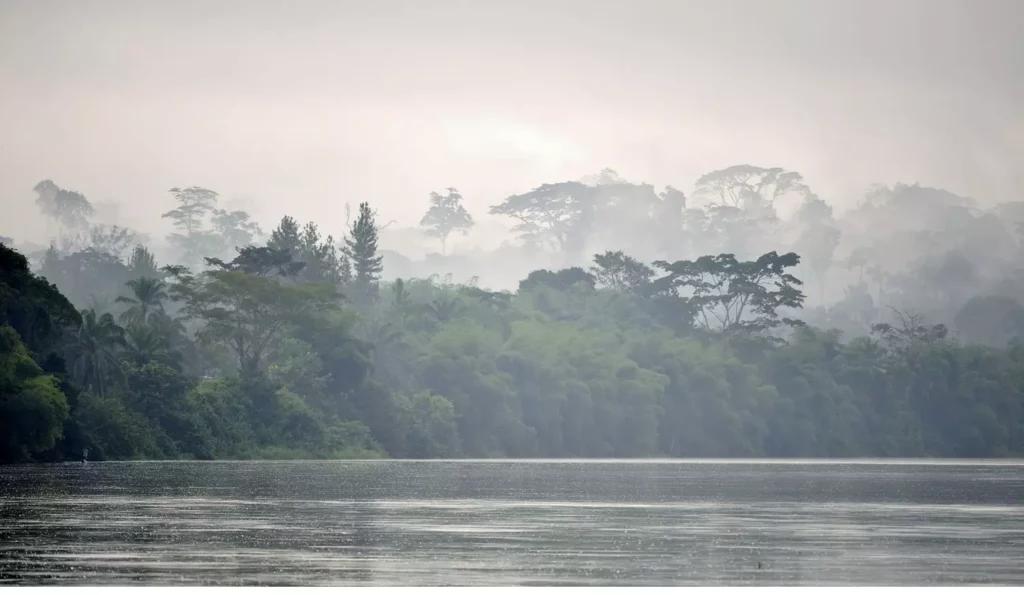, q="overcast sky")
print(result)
[1,0,1021,246]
